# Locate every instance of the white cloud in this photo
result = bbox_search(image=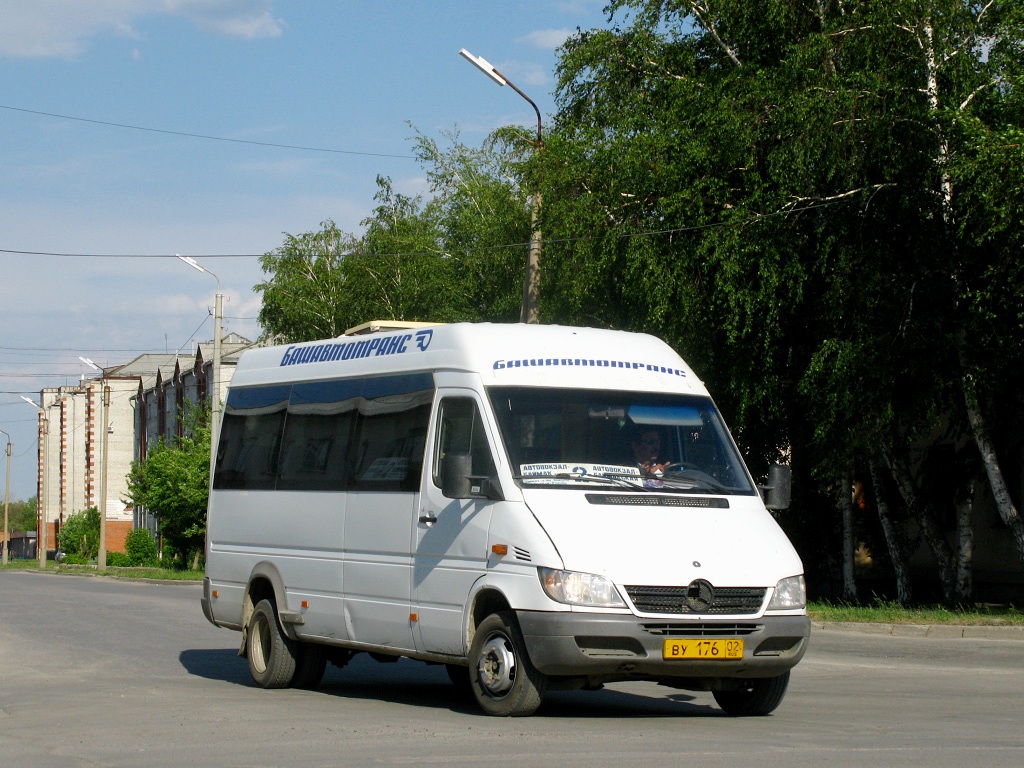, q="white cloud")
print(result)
[520,28,575,51]
[165,0,284,39]
[0,0,281,58]
[514,61,550,88]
